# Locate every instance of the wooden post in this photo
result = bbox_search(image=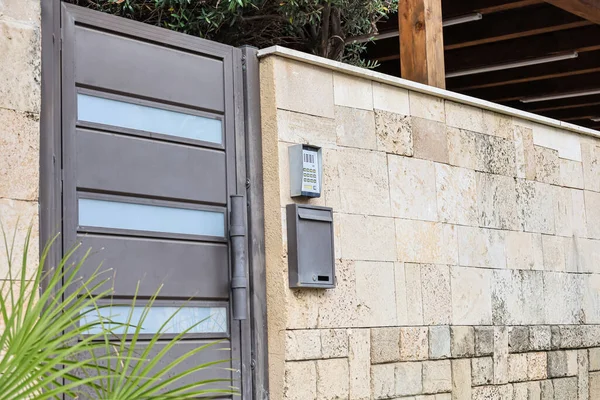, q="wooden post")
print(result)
[399,0,446,88]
